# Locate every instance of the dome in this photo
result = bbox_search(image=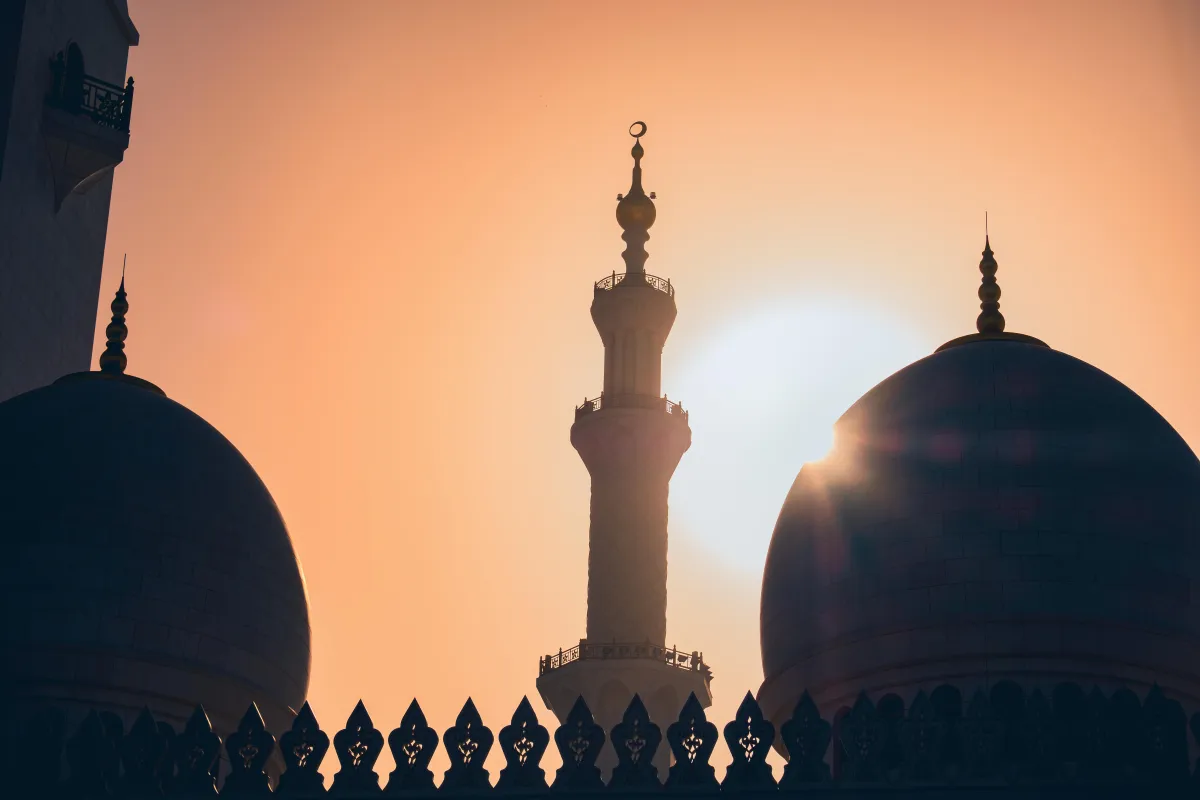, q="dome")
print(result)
[758,336,1200,727]
[0,371,311,738]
